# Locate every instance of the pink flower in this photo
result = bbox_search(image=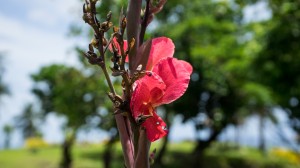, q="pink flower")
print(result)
[109,37,131,62]
[130,37,193,142]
